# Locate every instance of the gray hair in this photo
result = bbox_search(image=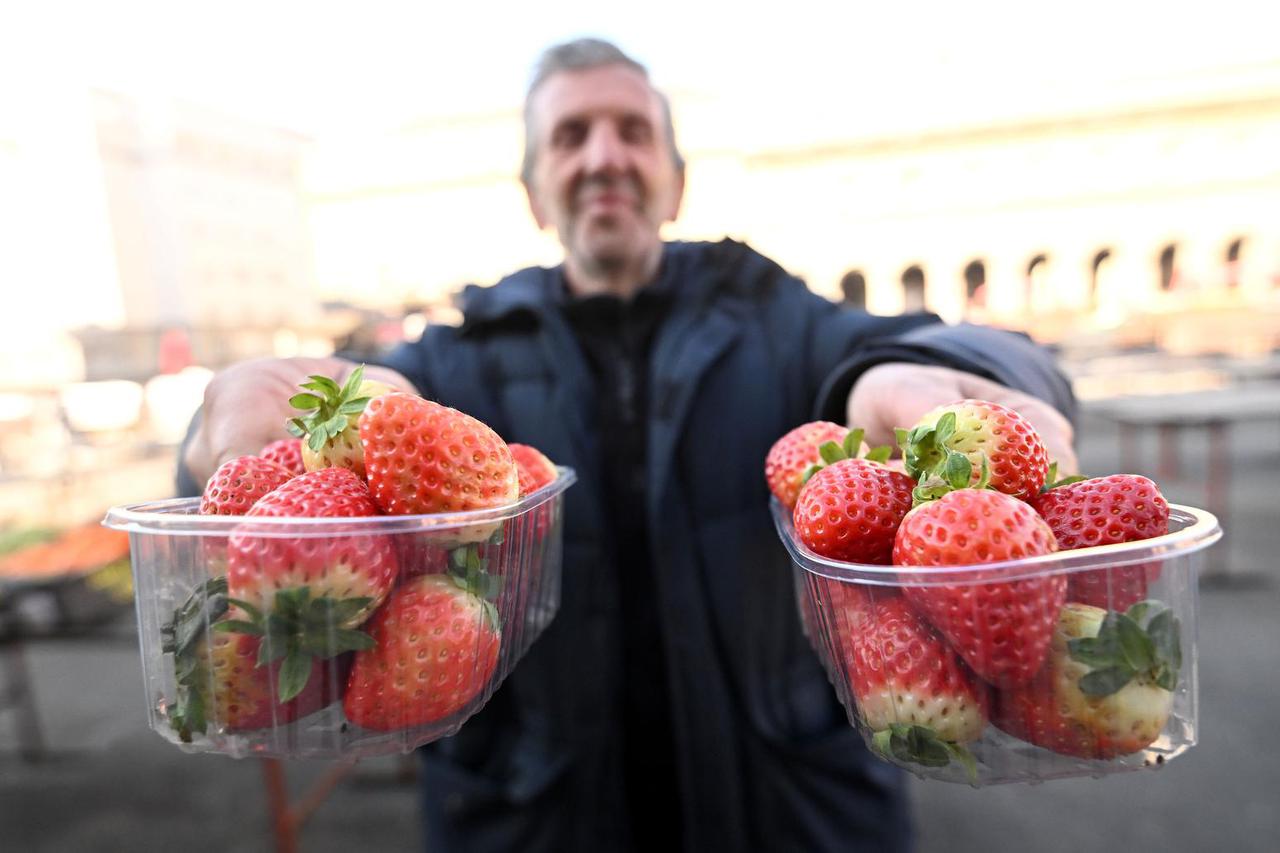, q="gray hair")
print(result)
[519,37,686,185]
